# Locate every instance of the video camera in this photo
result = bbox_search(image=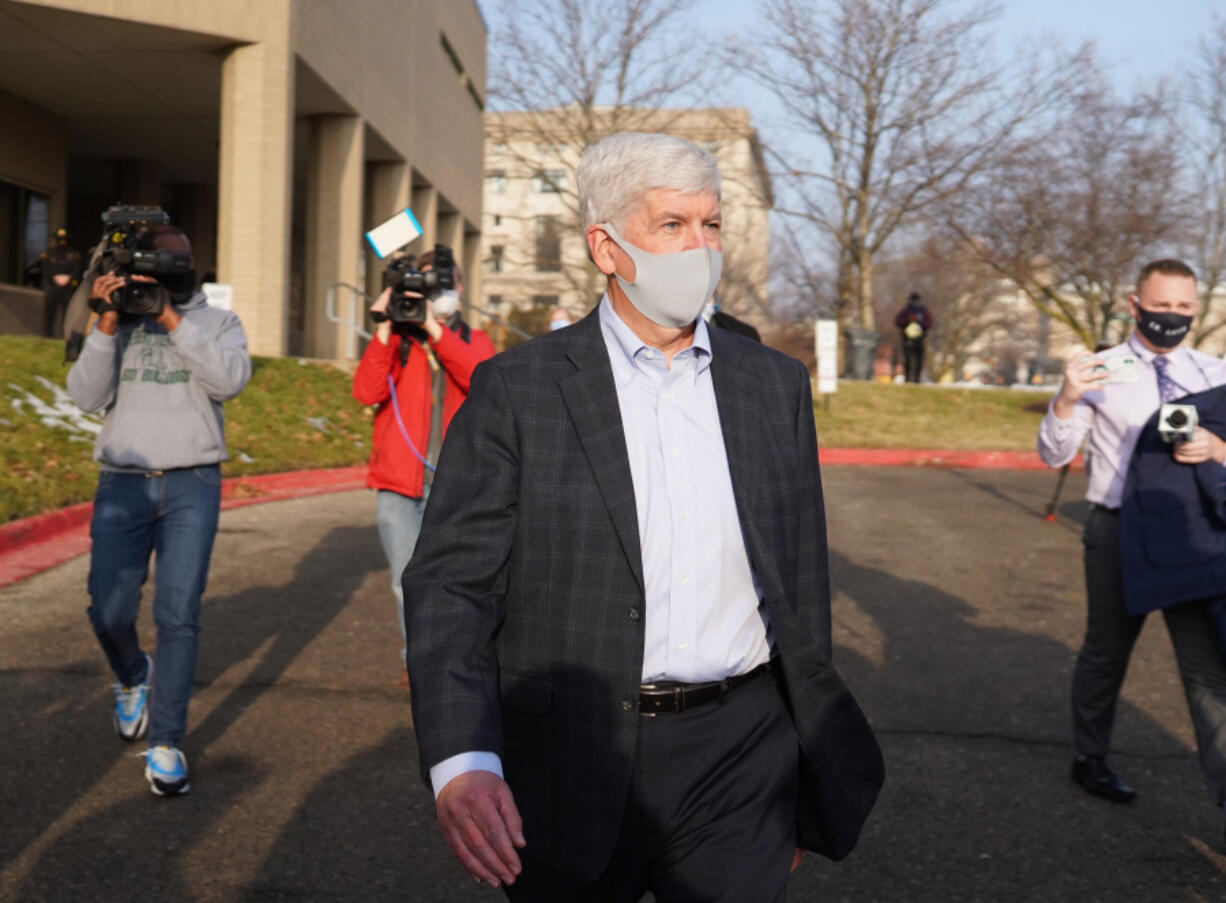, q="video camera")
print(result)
[1158,403,1198,443]
[379,244,456,324]
[95,205,194,317]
